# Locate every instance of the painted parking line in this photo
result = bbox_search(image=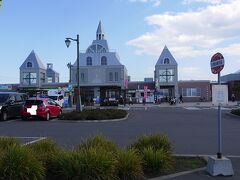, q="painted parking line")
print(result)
[211,107,232,110]
[184,107,201,110]
[118,107,130,111]
[131,107,148,110]
[12,136,47,146]
[23,137,46,145]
